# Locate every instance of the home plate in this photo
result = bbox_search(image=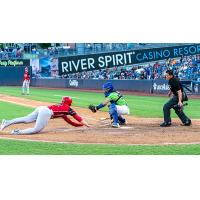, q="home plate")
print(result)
[120,126,132,129]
